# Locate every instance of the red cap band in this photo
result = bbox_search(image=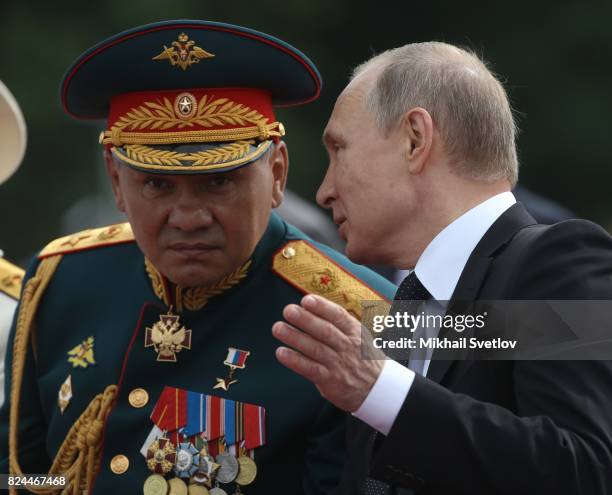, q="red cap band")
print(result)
[108,87,276,133]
